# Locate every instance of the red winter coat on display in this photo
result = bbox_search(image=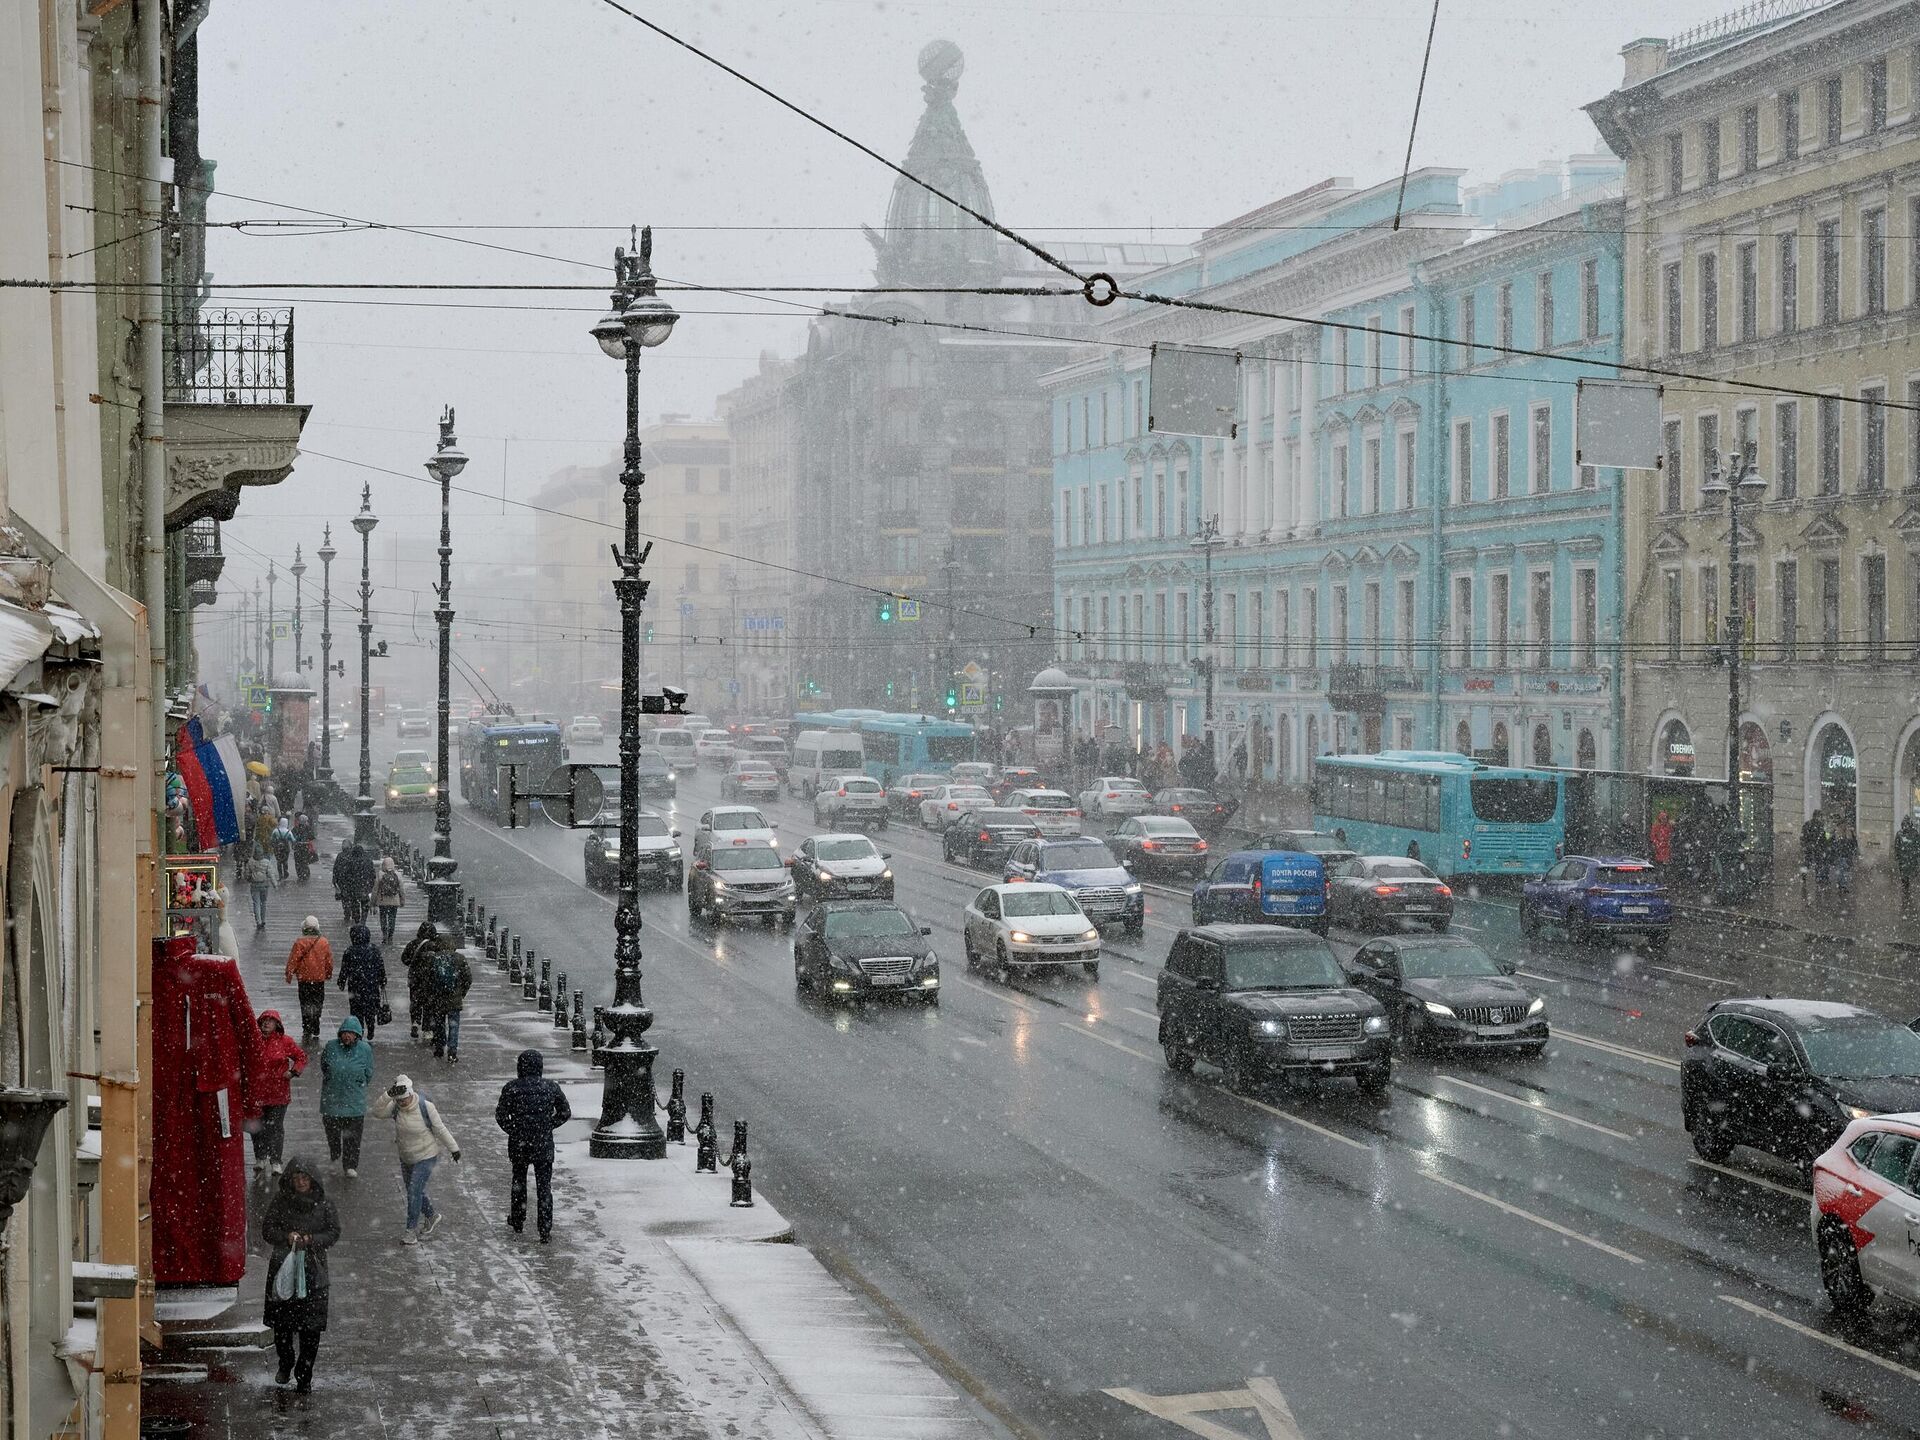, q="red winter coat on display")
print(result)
[151,935,266,1285]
